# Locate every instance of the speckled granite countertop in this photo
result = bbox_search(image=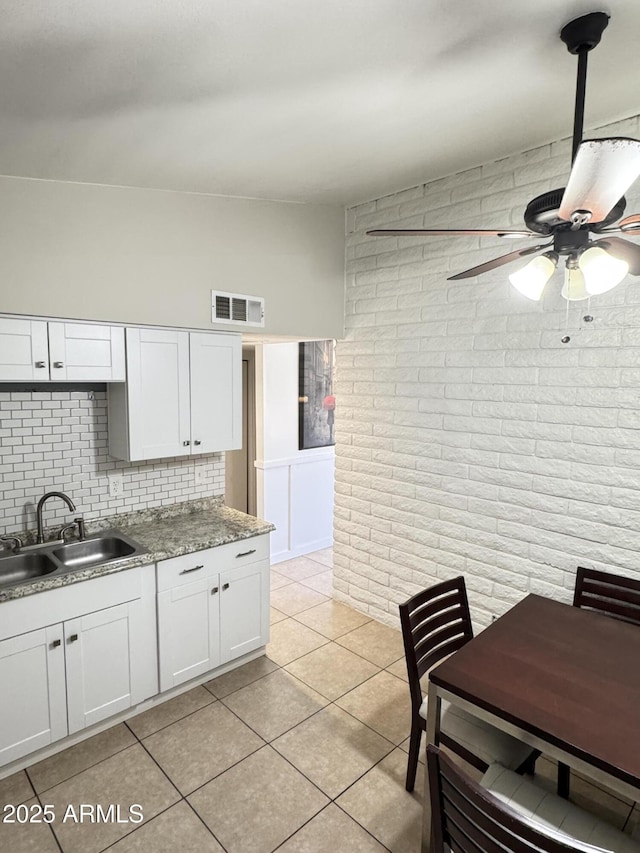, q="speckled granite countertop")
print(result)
[0,498,274,603]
